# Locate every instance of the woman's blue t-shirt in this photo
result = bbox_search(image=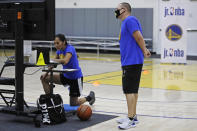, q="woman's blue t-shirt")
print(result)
[56,44,83,80]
